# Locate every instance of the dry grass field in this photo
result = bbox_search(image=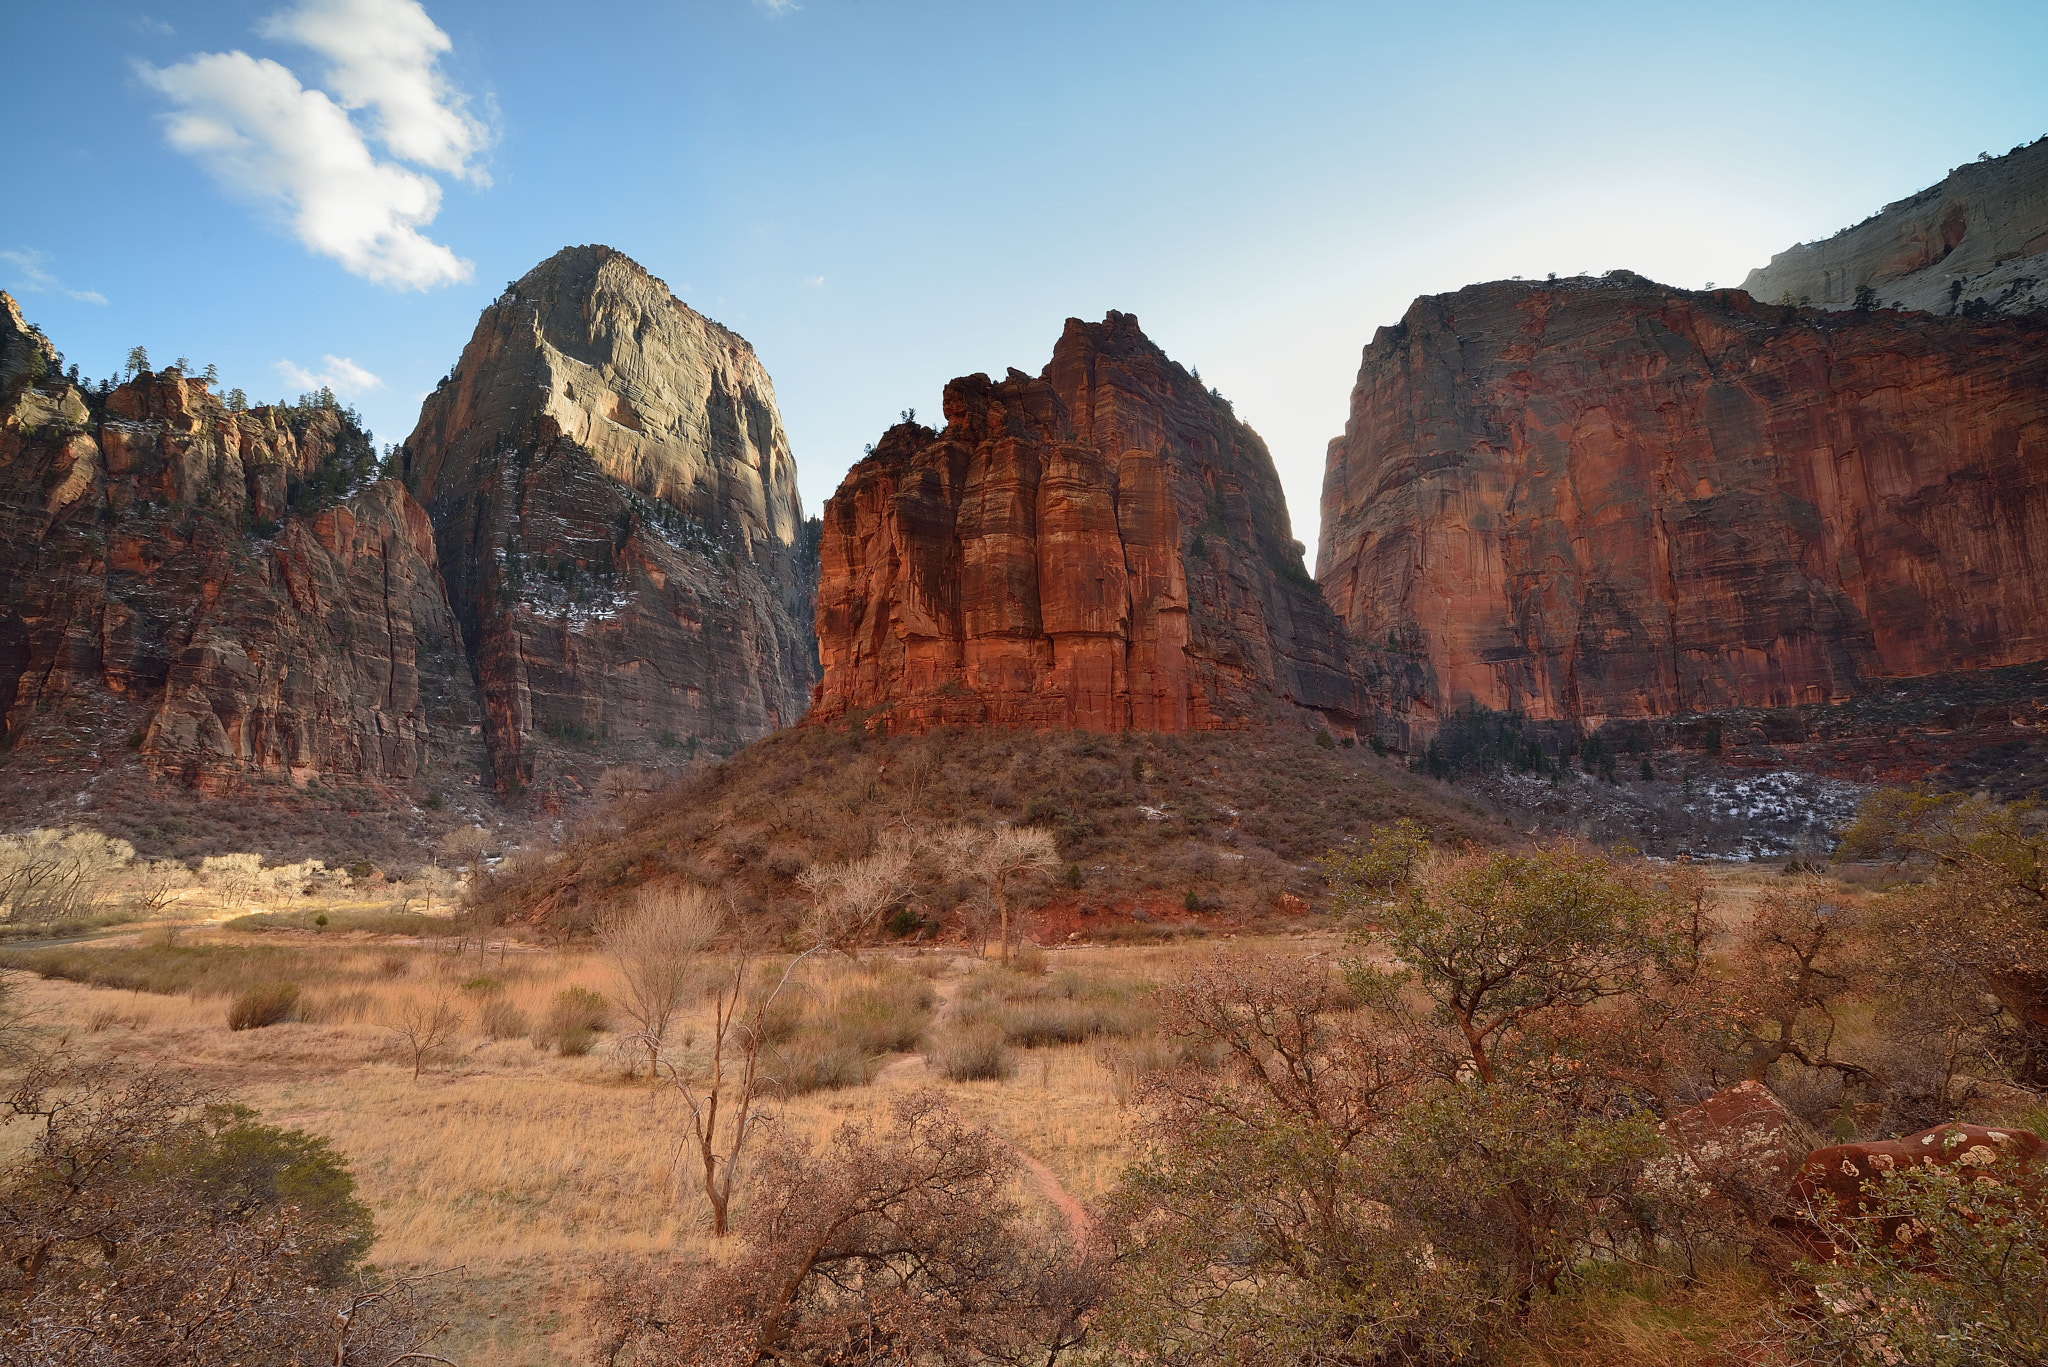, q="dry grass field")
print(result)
[1,851,2018,1366]
[1,902,1297,1364]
